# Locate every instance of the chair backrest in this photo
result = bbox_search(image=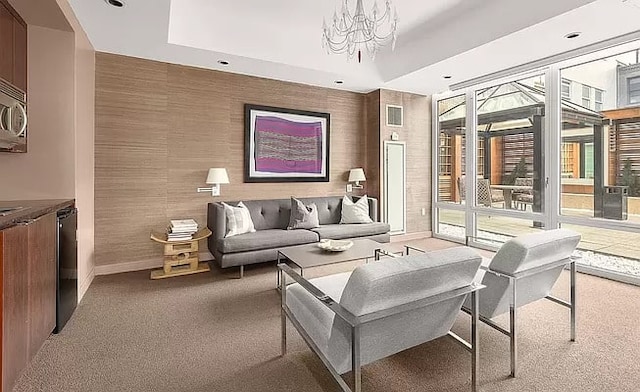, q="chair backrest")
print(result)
[457,176,466,200]
[476,229,581,318]
[489,228,580,275]
[327,247,482,373]
[514,177,533,187]
[460,176,494,206]
[514,177,534,196]
[476,178,492,206]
